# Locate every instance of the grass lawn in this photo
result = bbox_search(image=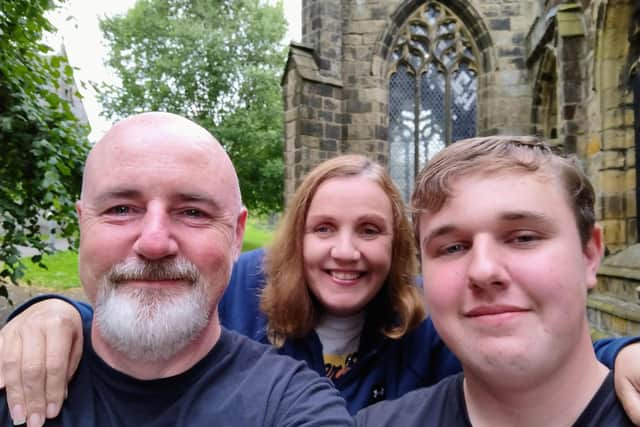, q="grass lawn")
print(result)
[242,216,275,252]
[20,250,81,290]
[18,217,274,291]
